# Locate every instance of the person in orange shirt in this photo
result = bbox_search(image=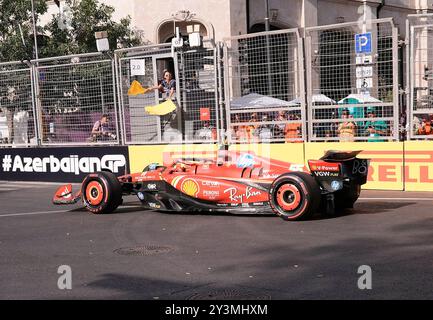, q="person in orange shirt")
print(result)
[417,117,433,135]
[285,112,302,142]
